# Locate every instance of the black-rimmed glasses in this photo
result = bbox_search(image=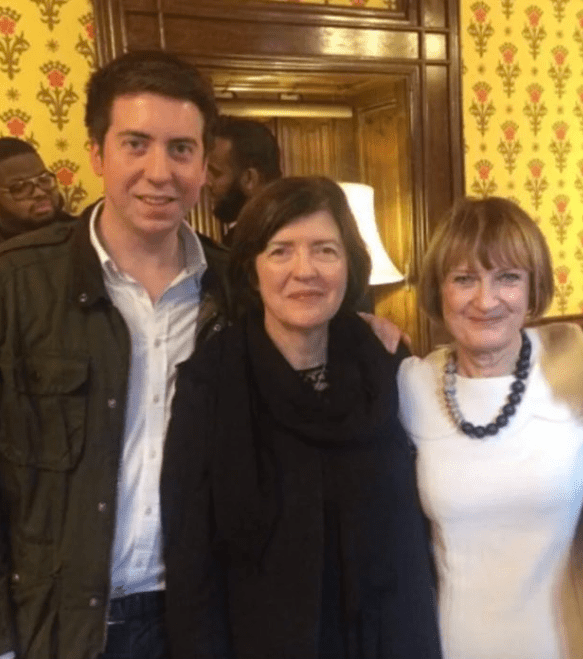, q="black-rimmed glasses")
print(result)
[0,171,58,200]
